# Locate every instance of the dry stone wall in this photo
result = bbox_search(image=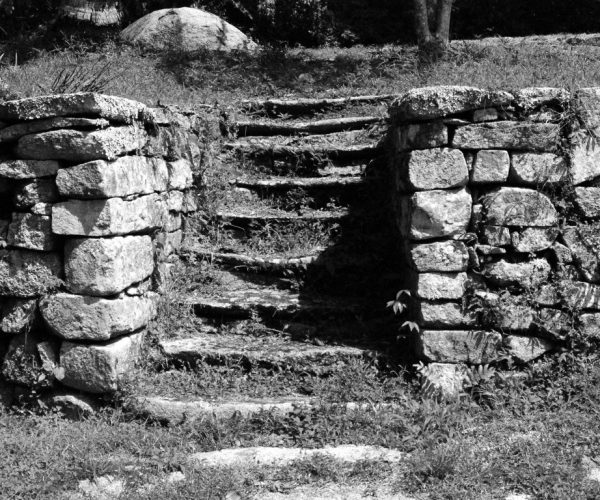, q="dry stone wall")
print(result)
[390,86,600,395]
[0,93,205,401]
